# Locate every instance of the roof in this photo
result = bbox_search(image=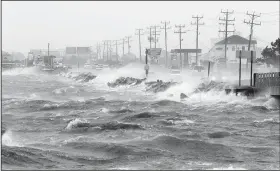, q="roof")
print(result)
[215,35,257,45]
[171,49,202,53]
